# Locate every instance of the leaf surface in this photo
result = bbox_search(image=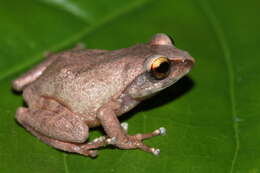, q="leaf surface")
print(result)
[0,0,260,172]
